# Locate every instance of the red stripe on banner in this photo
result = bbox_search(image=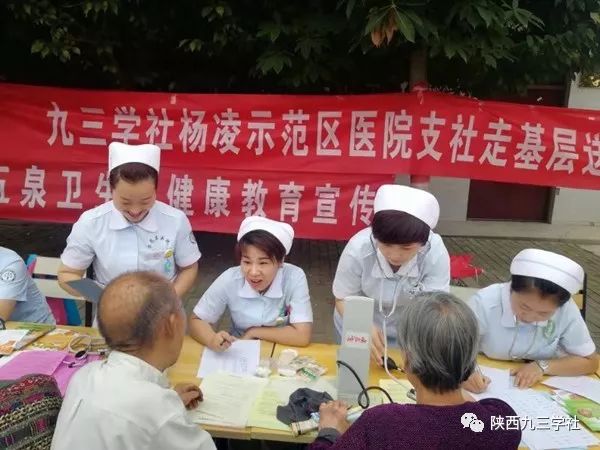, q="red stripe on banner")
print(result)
[0,162,392,239]
[1,82,600,237]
